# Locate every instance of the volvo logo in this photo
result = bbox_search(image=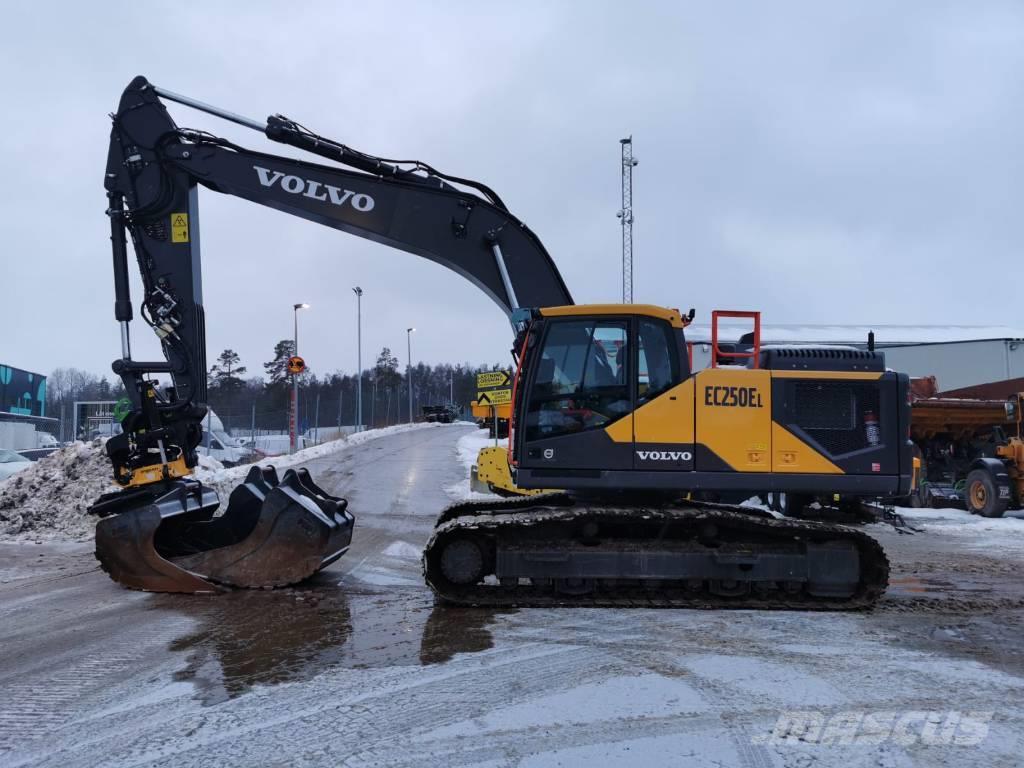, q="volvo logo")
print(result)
[636,450,692,462]
[254,166,375,212]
